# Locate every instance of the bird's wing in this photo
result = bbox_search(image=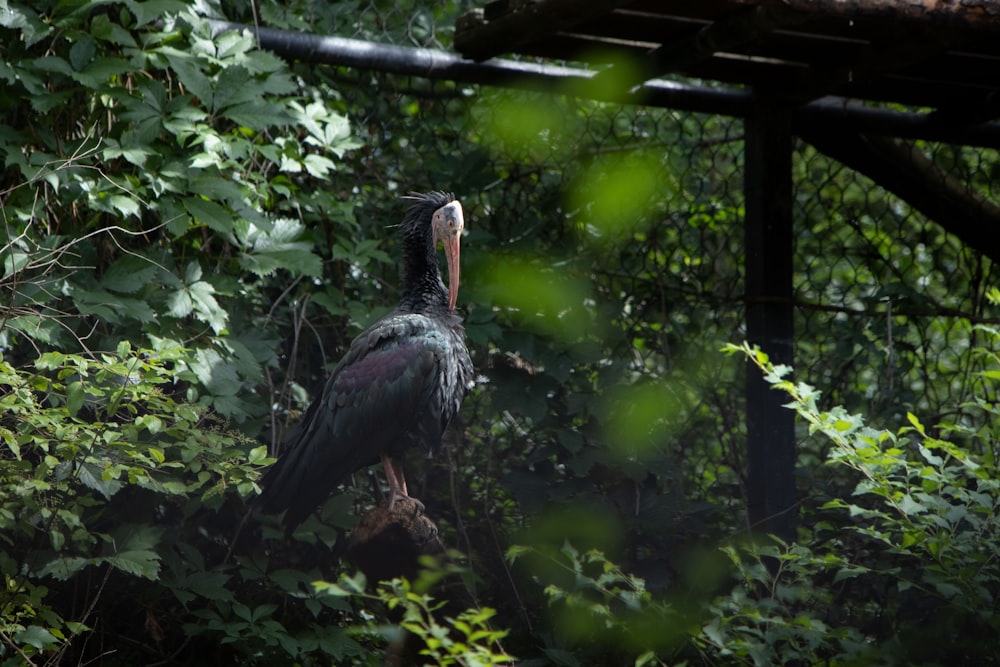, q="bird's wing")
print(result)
[324,316,451,454]
[260,314,449,525]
